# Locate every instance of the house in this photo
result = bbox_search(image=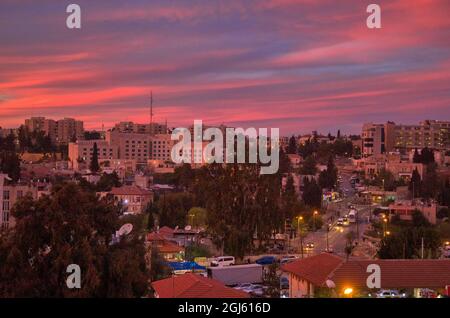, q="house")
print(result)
[282,253,450,298]
[147,231,185,261]
[109,185,153,214]
[388,200,437,224]
[287,154,302,170]
[151,273,250,298]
